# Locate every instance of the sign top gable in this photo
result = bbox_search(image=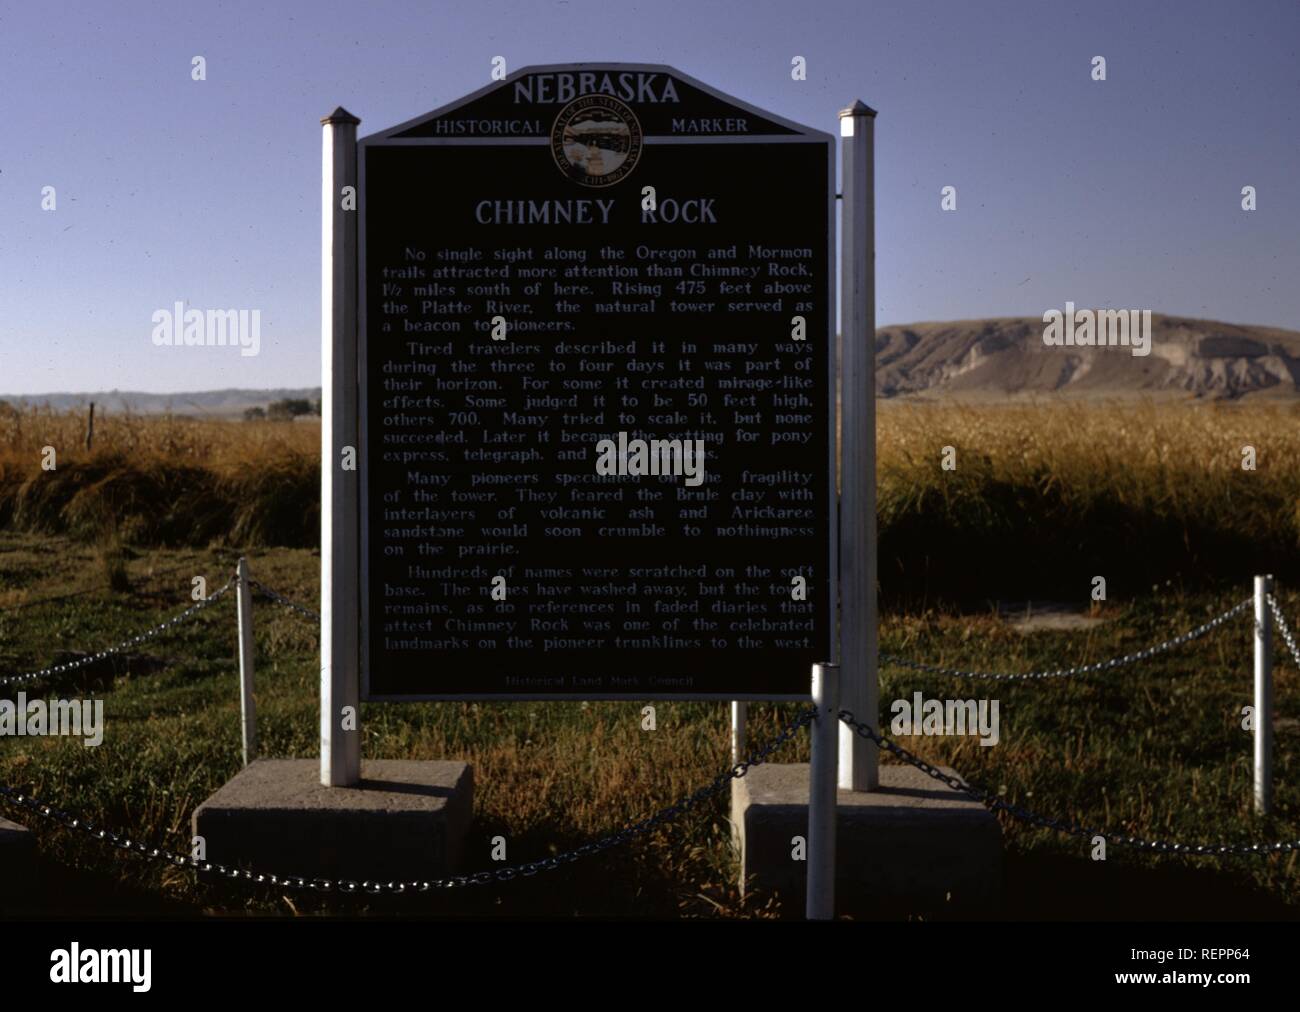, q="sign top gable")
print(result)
[360,63,831,143]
